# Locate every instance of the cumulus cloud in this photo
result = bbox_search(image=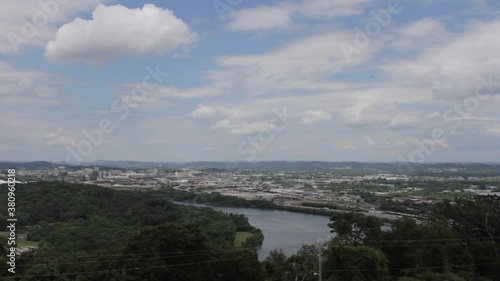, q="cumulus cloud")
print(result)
[189,105,220,119]
[45,4,198,64]
[301,109,331,124]
[0,0,107,54]
[339,96,394,126]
